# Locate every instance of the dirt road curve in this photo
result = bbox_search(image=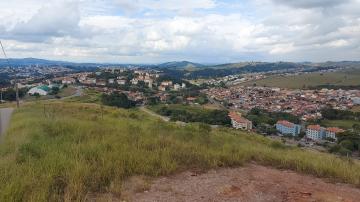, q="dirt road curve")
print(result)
[132,164,360,202]
[0,108,14,142]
